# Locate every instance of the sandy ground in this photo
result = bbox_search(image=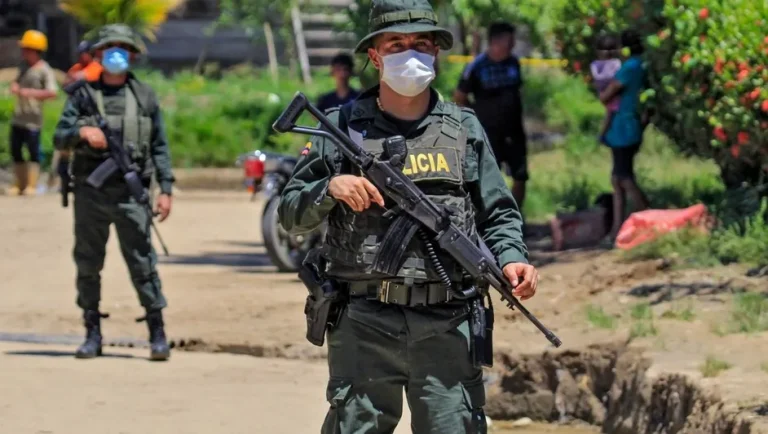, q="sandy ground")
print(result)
[0,339,601,434]
[0,341,332,434]
[0,190,766,432]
